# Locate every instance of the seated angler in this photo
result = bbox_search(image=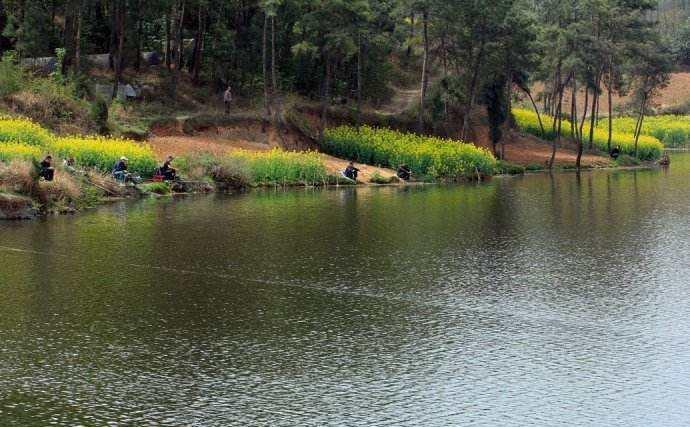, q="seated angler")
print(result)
[397,164,412,181]
[112,156,129,182]
[160,155,177,181]
[343,161,360,181]
[39,155,55,181]
[610,145,621,160]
